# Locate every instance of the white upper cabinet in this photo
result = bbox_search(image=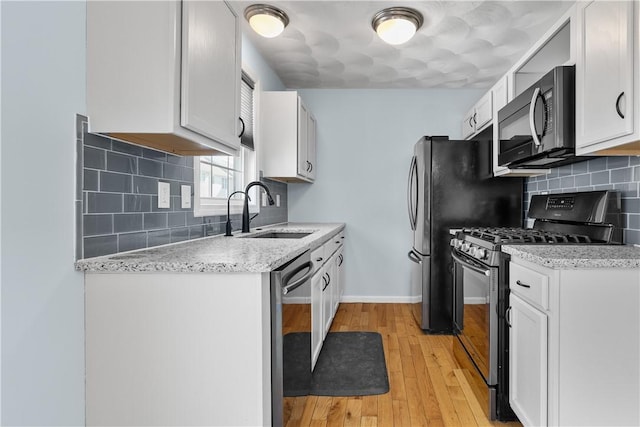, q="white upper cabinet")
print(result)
[462,91,492,140]
[261,91,317,183]
[87,1,241,156]
[576,1,638,155]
